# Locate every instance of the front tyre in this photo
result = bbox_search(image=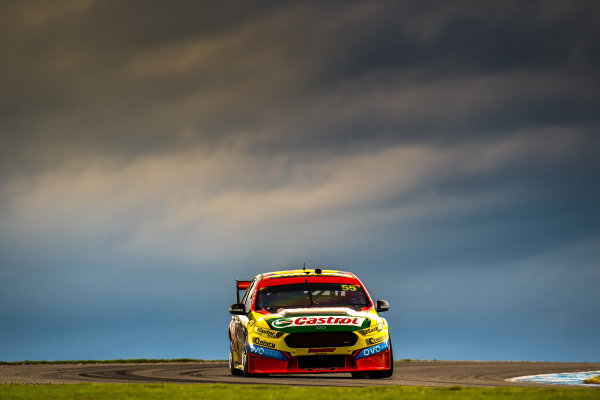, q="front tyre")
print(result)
[241,335,267,377]
[369,341,394,379]
[229,343,242,376]
[242,336,251,376]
